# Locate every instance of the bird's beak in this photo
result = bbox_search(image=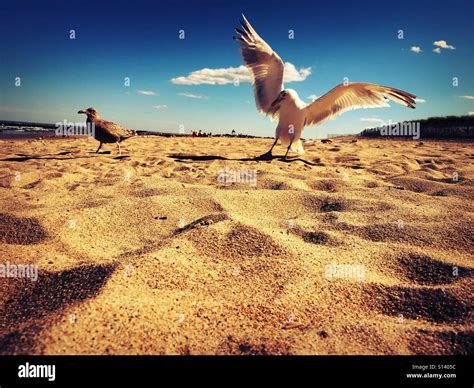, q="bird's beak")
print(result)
[77,109,86,114]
